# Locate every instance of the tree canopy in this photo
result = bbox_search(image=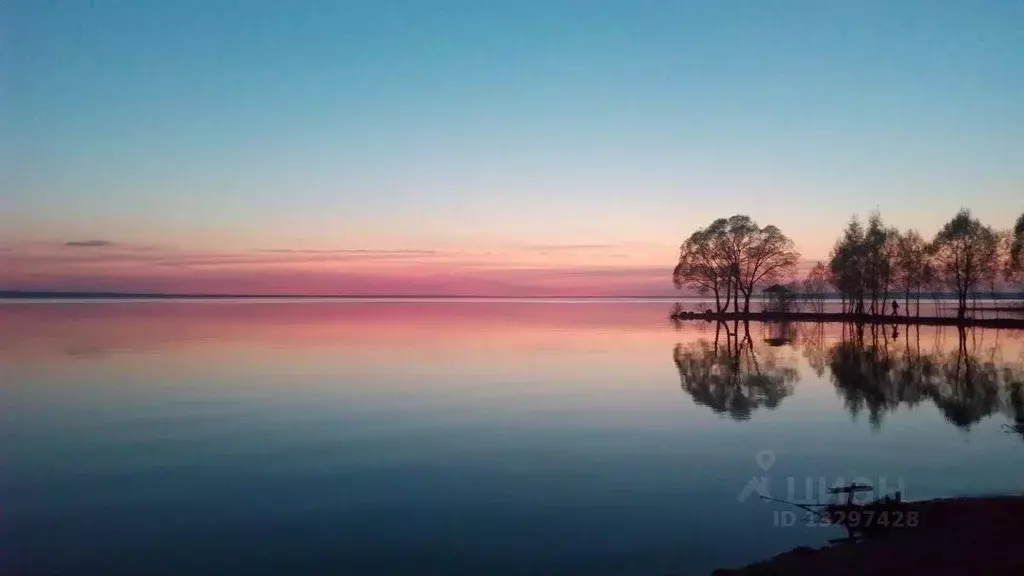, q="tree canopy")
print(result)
[1008,213,1024,285]
[676,209,1022,318]
[673,215,799,313]
[930,209,1000,319]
